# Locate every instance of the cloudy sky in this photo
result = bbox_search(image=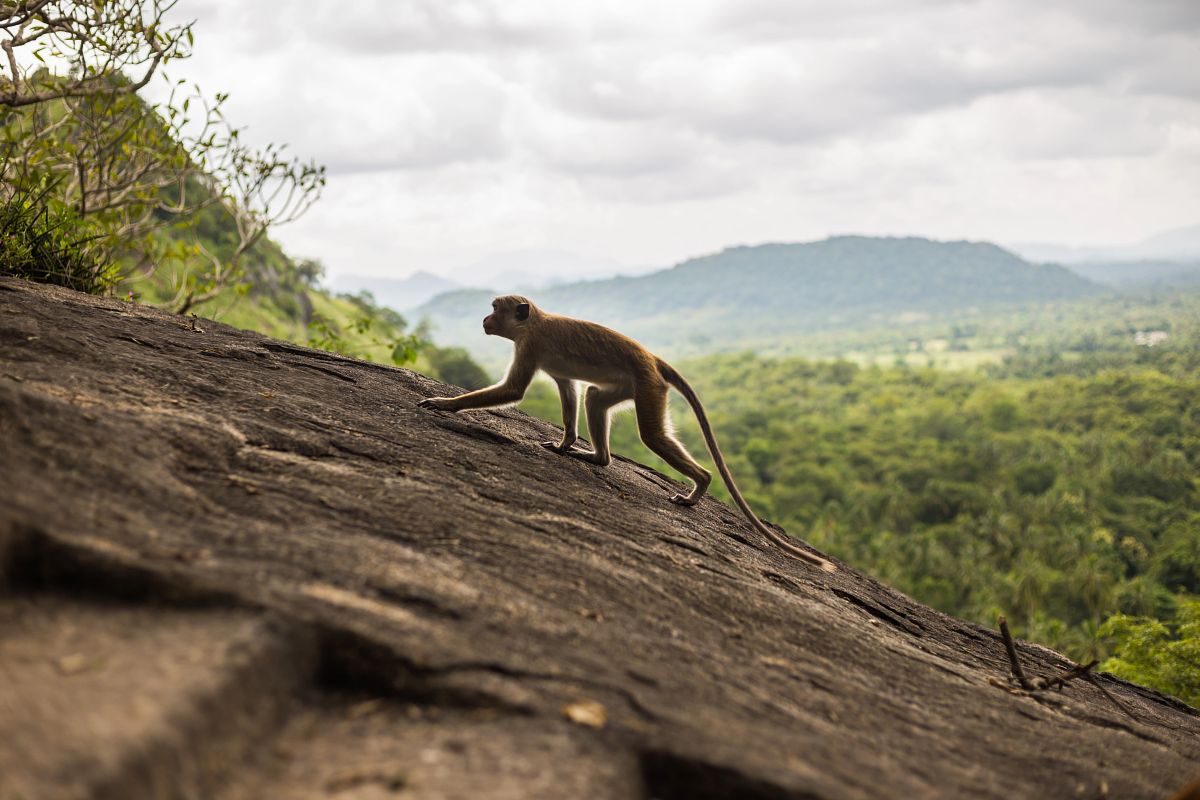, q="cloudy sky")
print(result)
[154,0,1200,282]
